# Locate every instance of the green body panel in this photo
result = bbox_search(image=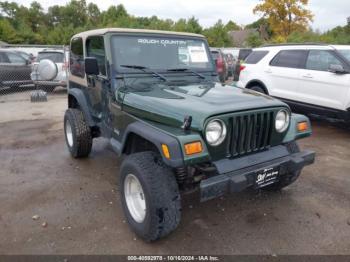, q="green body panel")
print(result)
[142,120,211,165]
[118,83,312,163]
[283,114,313,143]
[75,31,313,166]
[122,83,286,130]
